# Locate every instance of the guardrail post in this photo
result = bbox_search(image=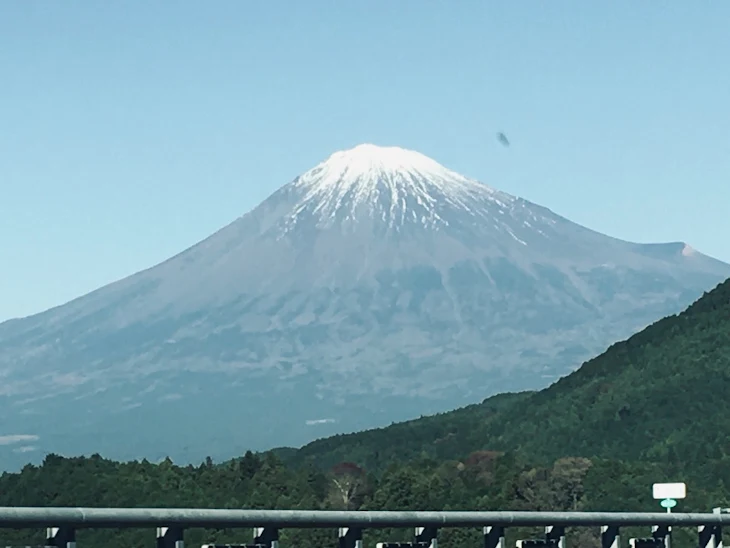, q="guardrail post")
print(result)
[157,527,184,548]
[46,527,76,548]
[545,526,565,548]
[699,524,722,548]
[601,525,619,548]
[253,527,279,548]
[339,527,363,548]
[652,524,670,548]
[484,526,505,548]
[415,526,438,548]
